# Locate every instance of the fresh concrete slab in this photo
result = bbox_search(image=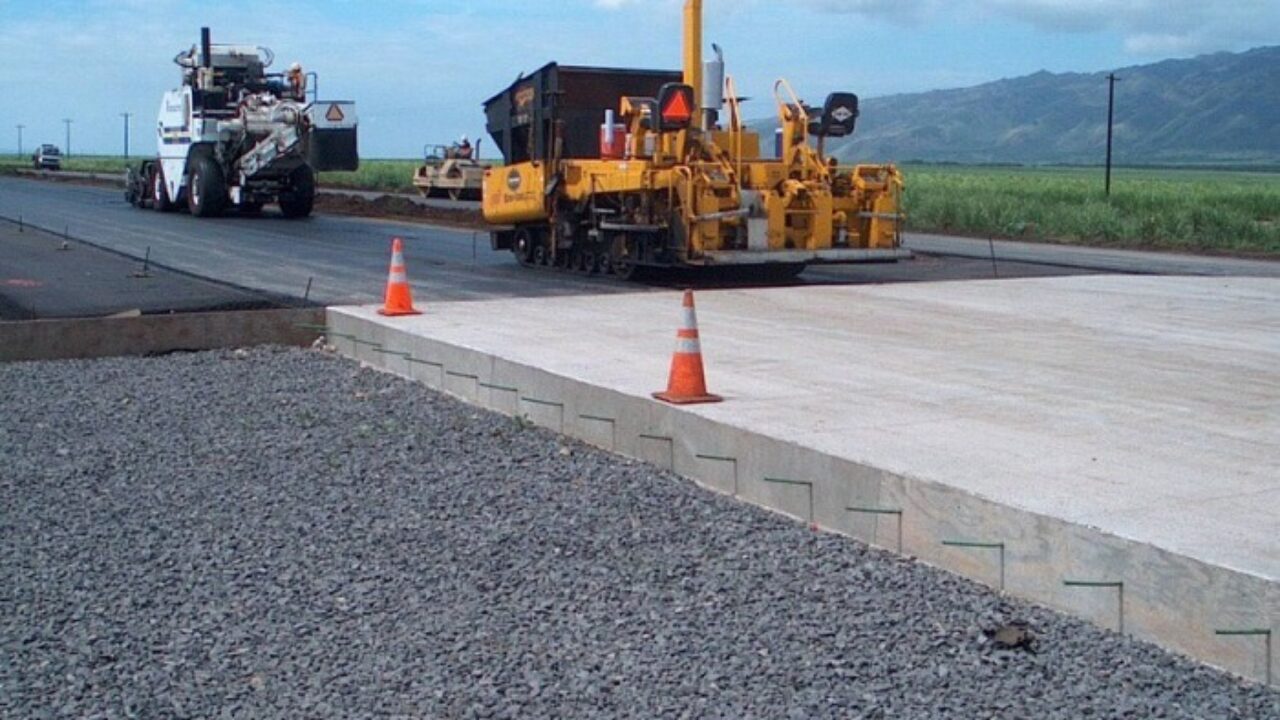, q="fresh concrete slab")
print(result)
[328,275,1279,686]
